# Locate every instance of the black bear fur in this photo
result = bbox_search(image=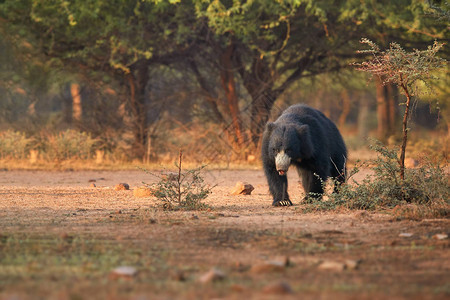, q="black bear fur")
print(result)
[261,104,347,206]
